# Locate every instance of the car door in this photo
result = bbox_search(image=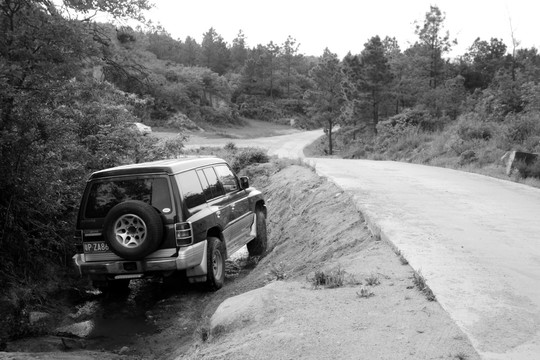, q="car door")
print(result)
[196,167,236,245]
[213,164,254,254]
